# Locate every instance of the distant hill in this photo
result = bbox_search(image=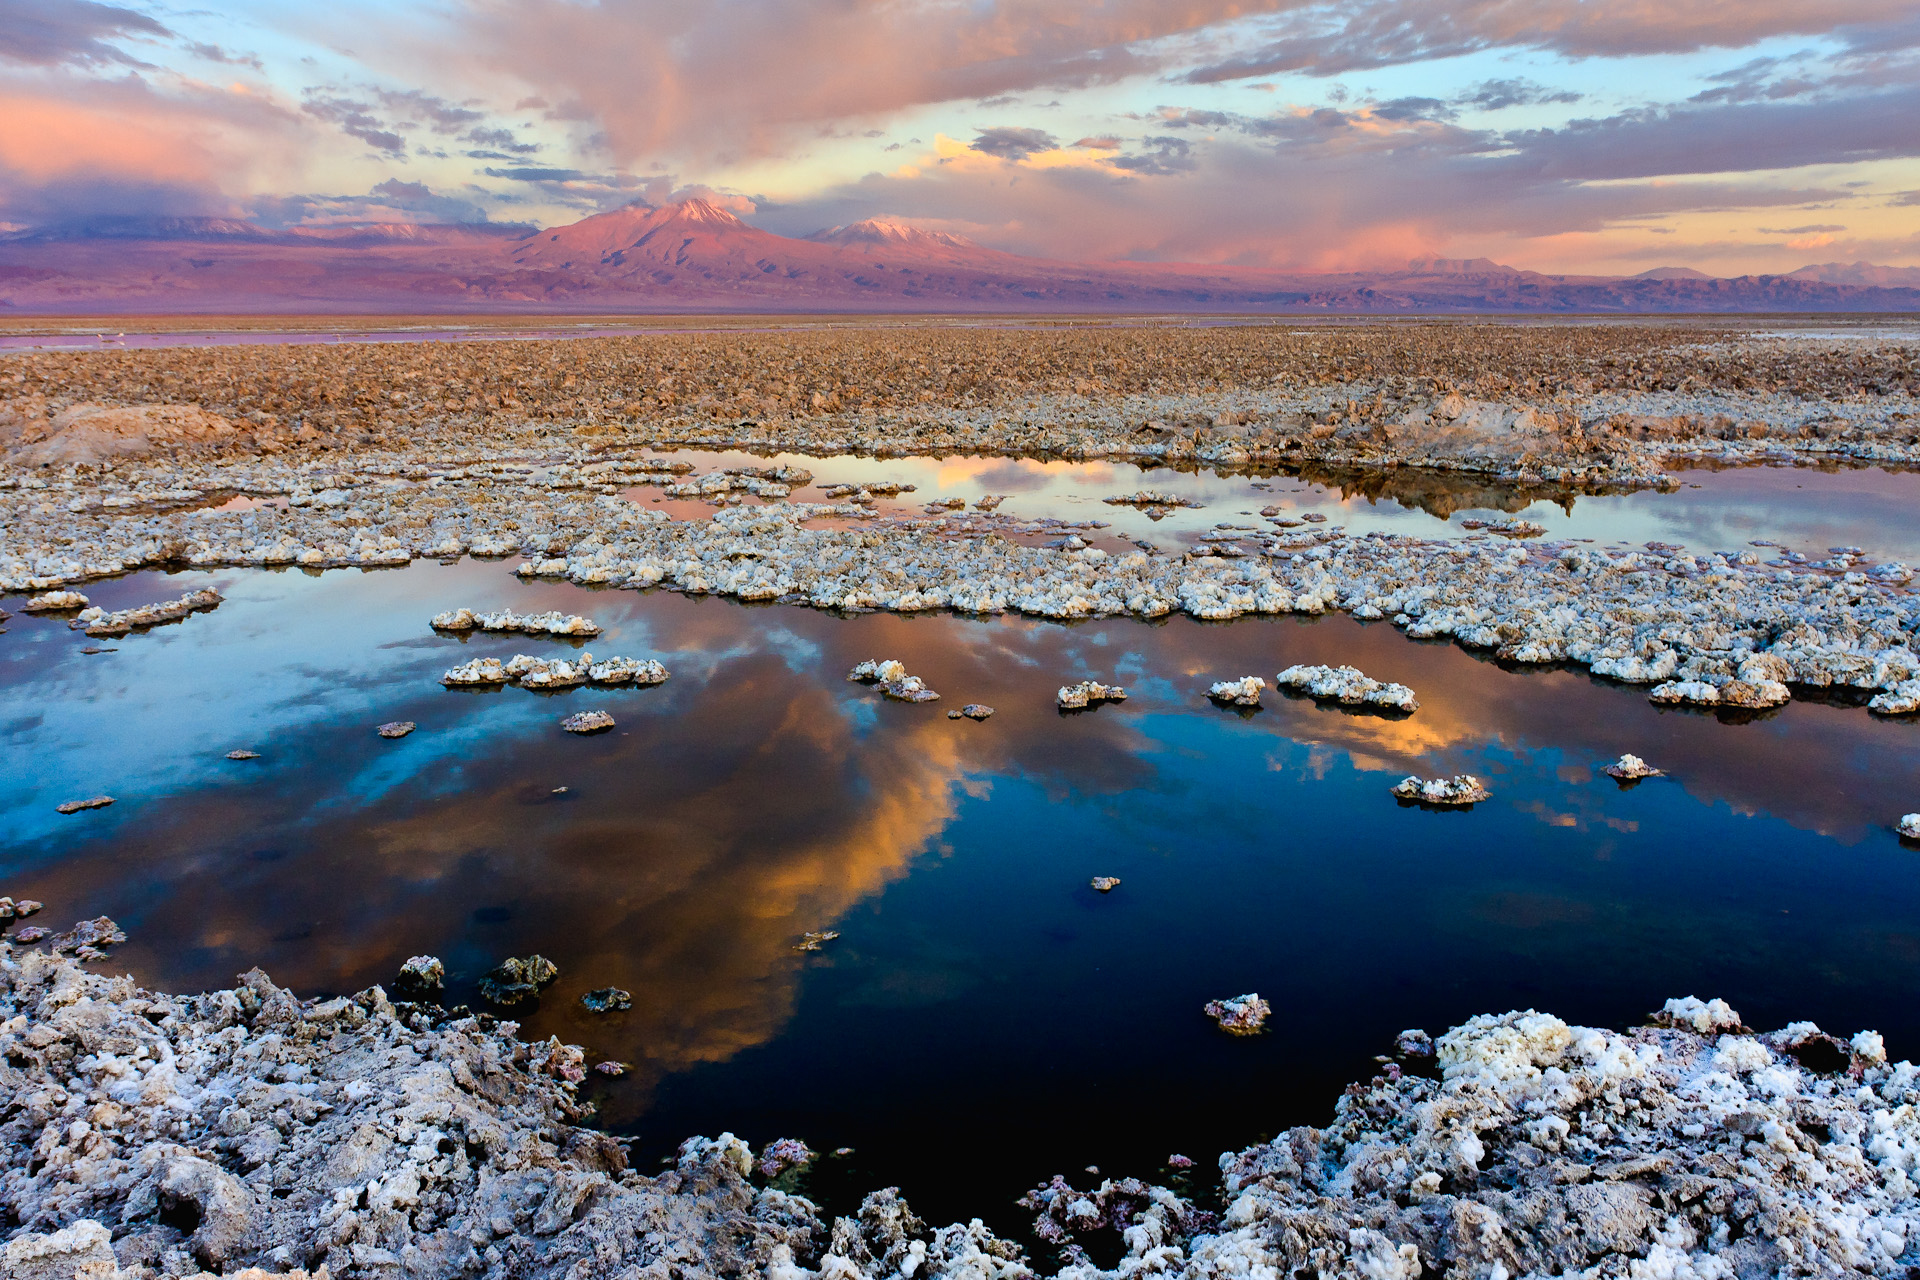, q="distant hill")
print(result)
[1,201,1915,314]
